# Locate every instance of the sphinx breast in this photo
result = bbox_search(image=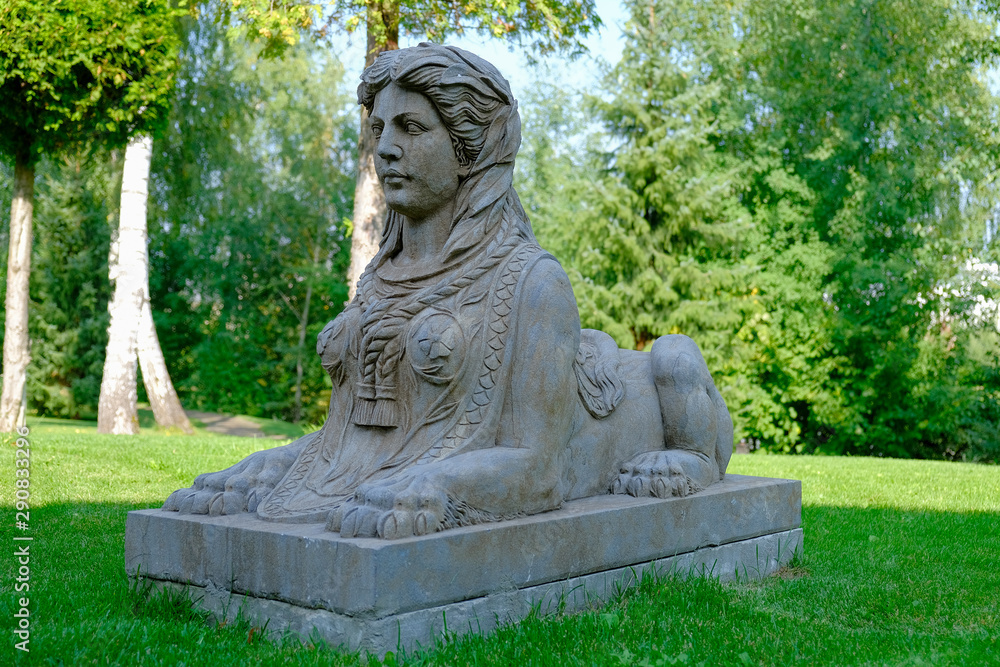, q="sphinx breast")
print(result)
[406,308,467,386]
